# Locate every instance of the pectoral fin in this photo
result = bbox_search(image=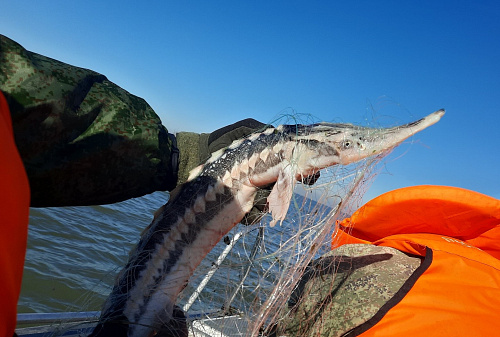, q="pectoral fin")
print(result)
[267,166,296,227]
